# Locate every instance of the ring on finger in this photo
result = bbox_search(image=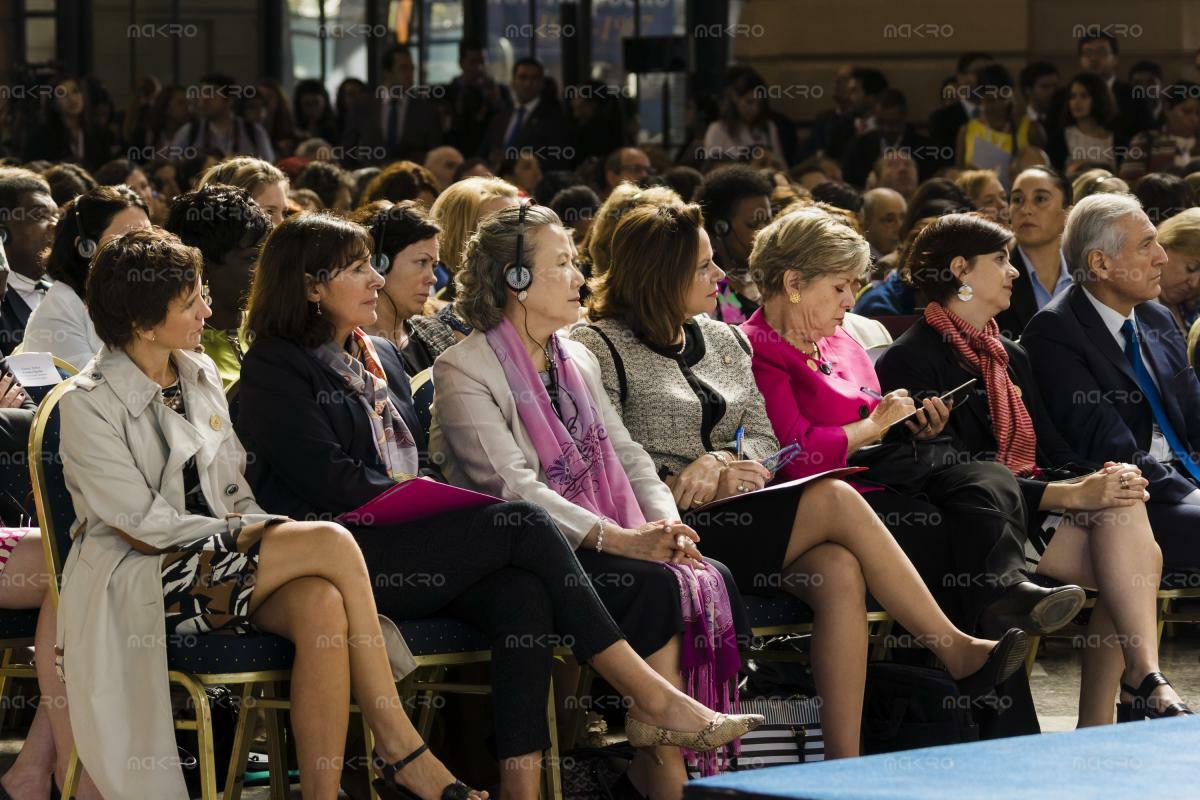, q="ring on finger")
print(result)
[737,483,748,493]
